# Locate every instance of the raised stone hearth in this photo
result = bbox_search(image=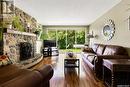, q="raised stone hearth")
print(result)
[17,54,43,69]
